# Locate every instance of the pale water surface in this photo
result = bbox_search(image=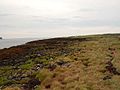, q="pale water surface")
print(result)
[0,38,43,49]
